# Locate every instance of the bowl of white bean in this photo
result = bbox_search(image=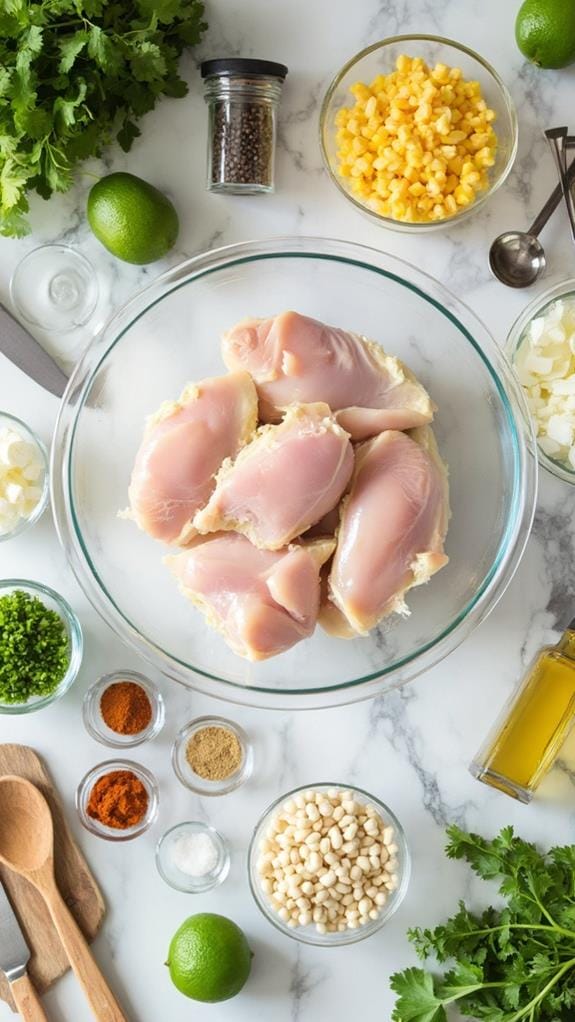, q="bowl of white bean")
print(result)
[248,783,410,946]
